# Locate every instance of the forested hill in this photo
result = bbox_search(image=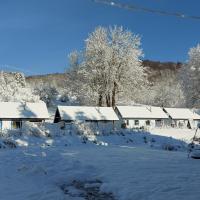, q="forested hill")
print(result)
[26,60,182,83]
[143,60,182,81]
